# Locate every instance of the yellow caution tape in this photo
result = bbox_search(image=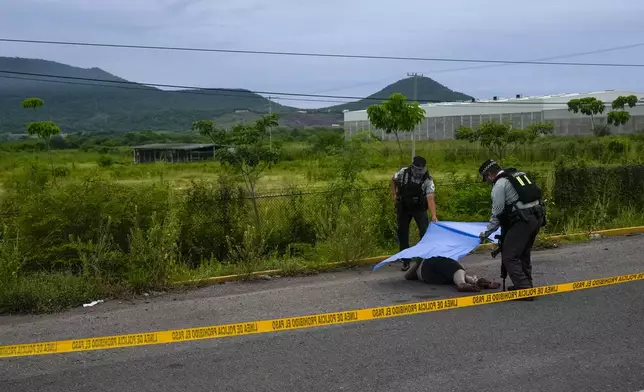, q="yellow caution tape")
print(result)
[1,272,643,359]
